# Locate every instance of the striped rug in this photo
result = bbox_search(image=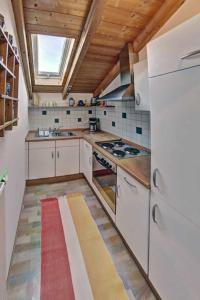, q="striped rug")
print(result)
[41,193,128,300]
